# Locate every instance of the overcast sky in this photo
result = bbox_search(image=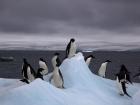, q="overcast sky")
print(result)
[0,0,140,35]
[0,0,140,50]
